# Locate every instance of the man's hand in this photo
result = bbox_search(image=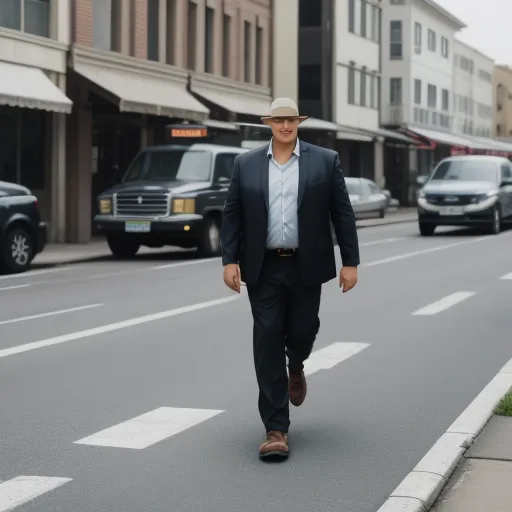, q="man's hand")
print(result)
[339,266,358,293]
[223,264,241,293]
